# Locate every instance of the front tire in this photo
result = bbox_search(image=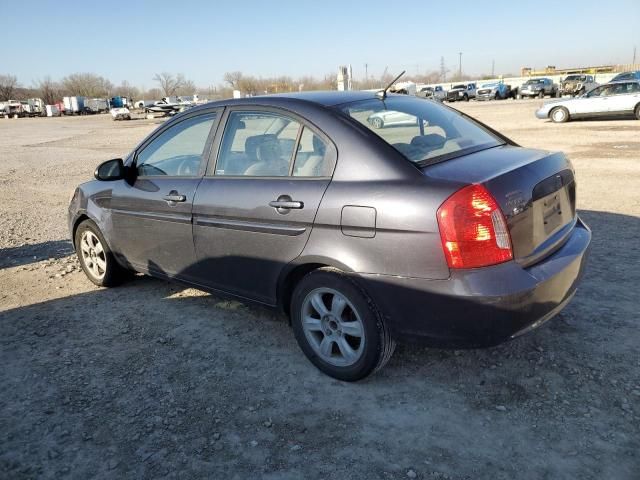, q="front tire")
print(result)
[550,106,569,123]
[291,268,395,381]
[634,104,640,120]
[75,219,131,287]
[538,90,545,99]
